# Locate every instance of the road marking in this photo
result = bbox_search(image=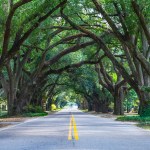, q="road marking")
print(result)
[68,115,73,140]
[72,115,79,140]
[68,115,79,140]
